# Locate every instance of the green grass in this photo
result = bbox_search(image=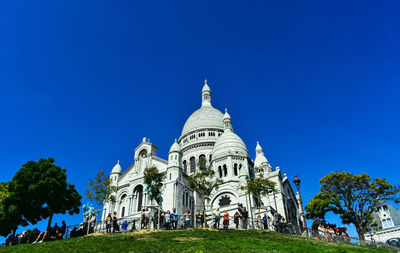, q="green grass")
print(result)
[0,229,392,253]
